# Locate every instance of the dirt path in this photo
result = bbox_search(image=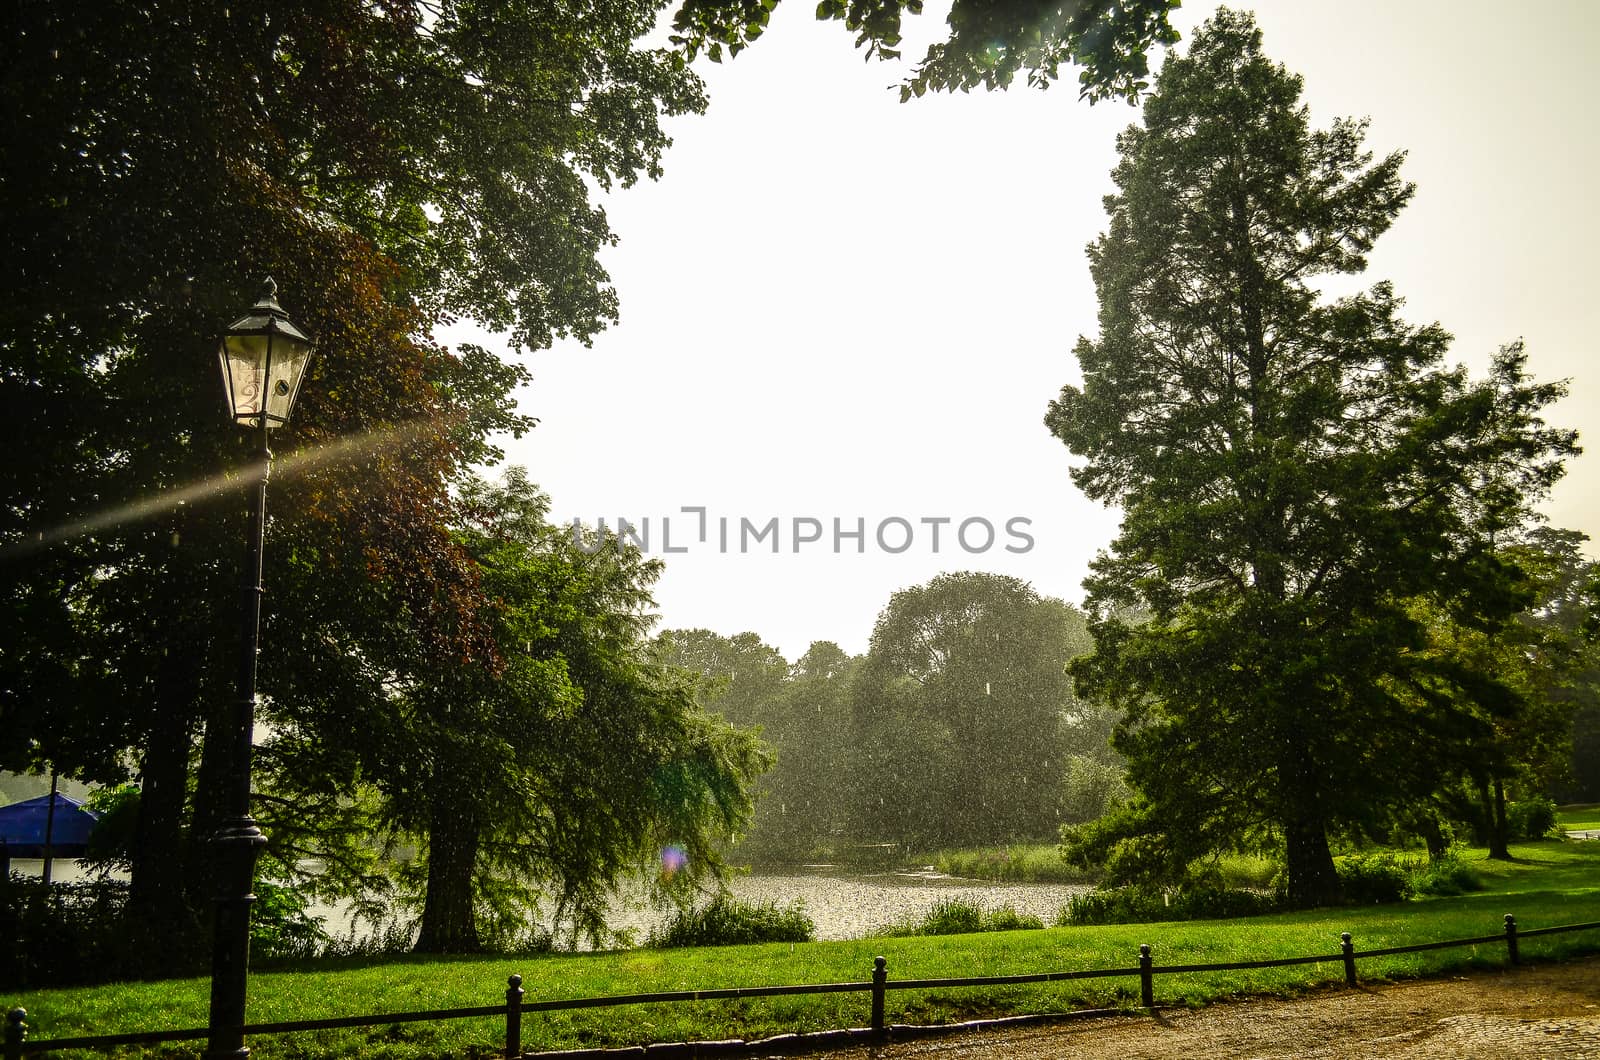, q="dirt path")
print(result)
[818,956,1600,1058]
